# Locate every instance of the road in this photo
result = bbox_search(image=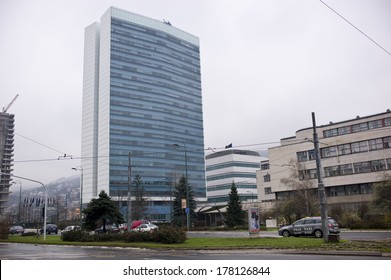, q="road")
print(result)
[0,242,389,260]
[187,230,391,240]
